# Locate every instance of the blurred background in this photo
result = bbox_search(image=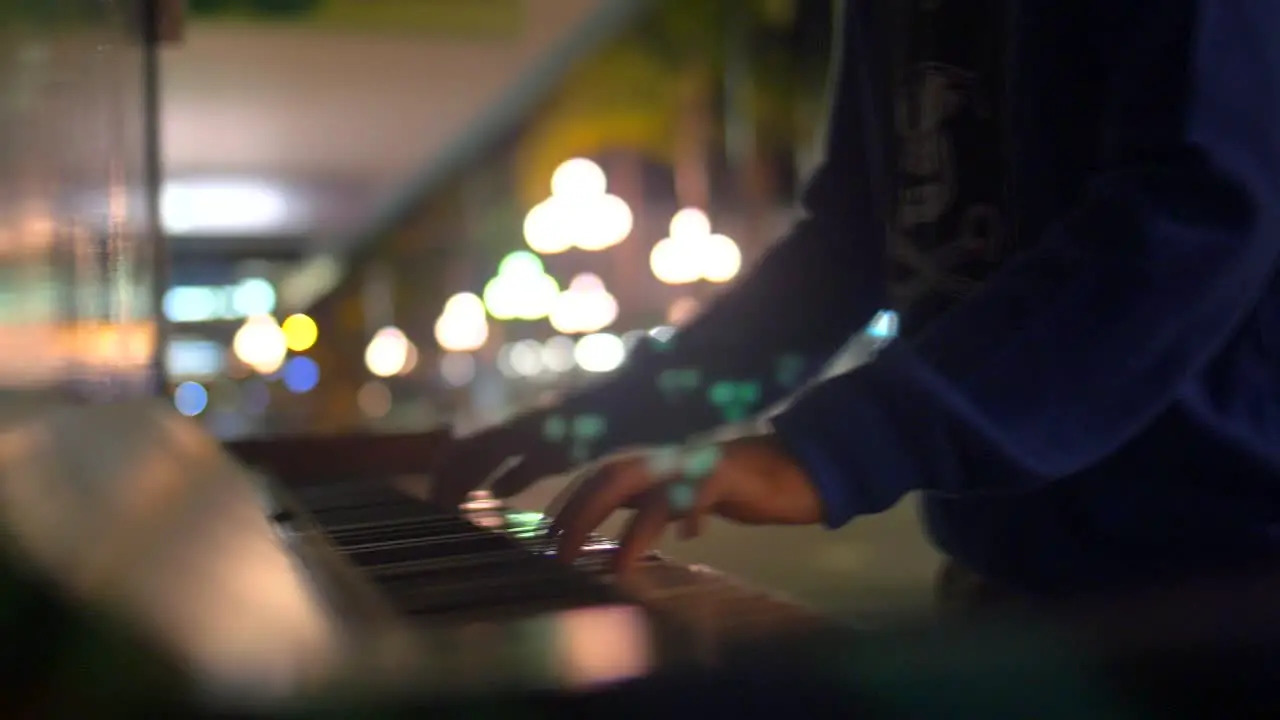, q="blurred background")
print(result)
[1,0,939,620]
